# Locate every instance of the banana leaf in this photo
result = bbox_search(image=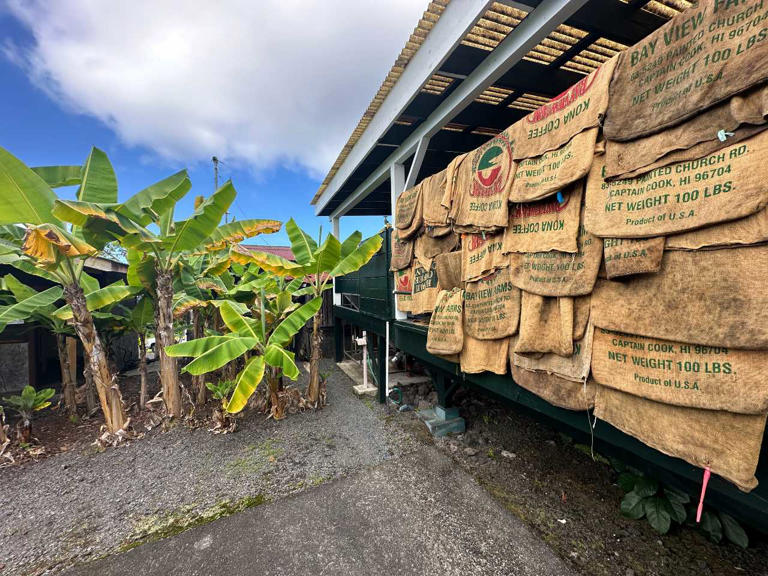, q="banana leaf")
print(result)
[164,180,236,253]
[268,297,321,348]
[31,165,81,188]
[0,146,57,225]
[205,219,282,251]
[285,218,316,264]
[226,355,266,413]
[77,147,117,204]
